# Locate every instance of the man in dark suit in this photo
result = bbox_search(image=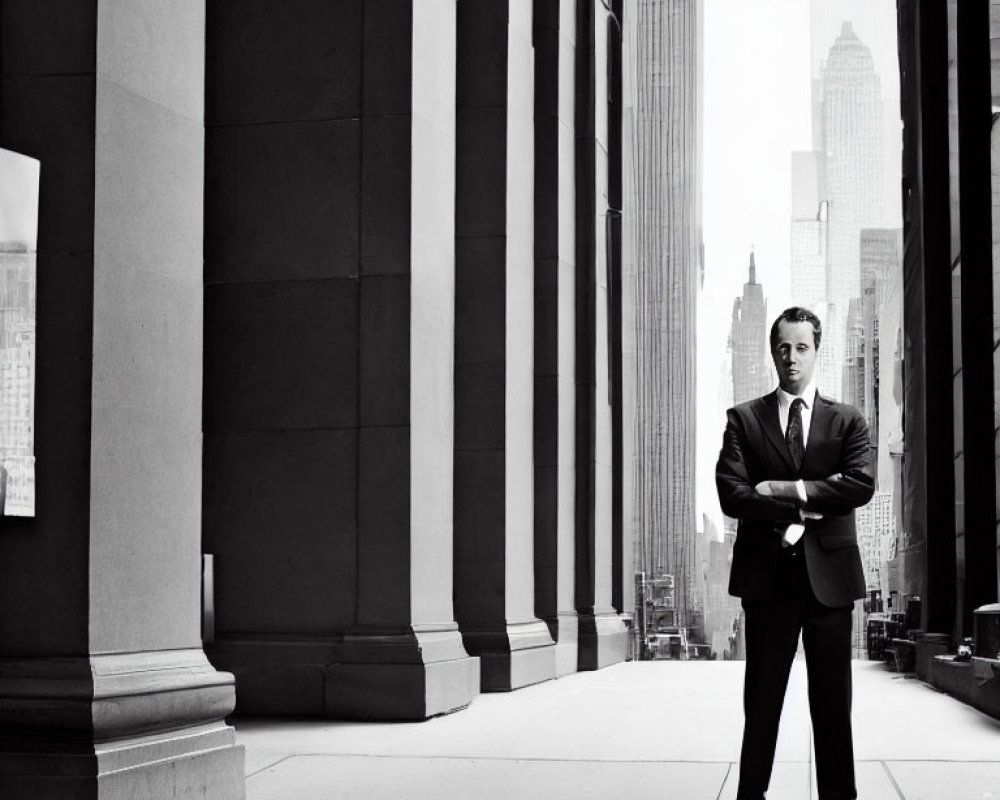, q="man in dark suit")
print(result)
[716,307,874,800]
